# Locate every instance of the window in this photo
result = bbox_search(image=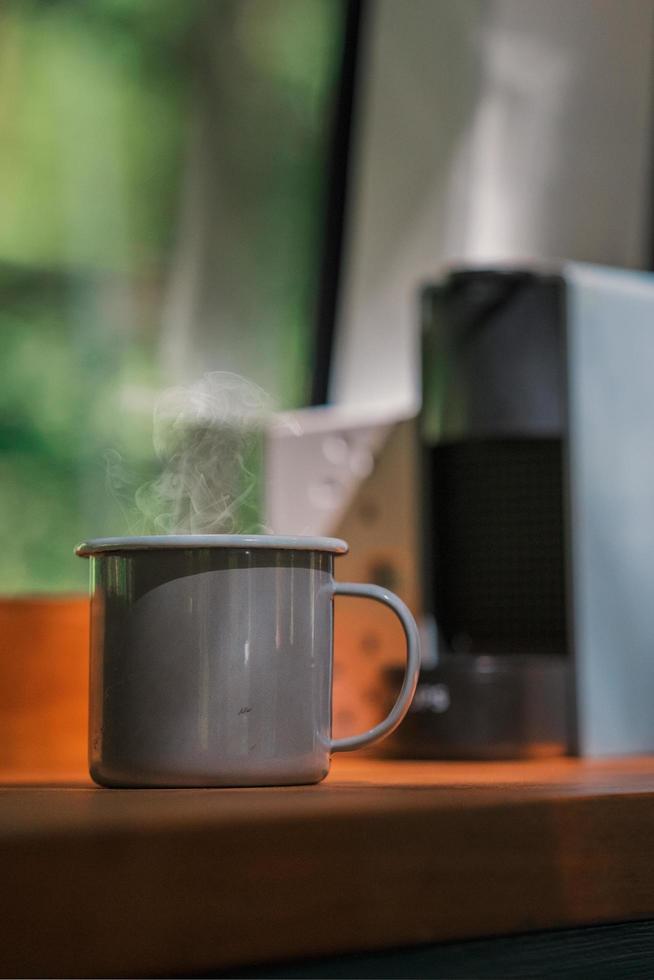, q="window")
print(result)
[0,0,345,591]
